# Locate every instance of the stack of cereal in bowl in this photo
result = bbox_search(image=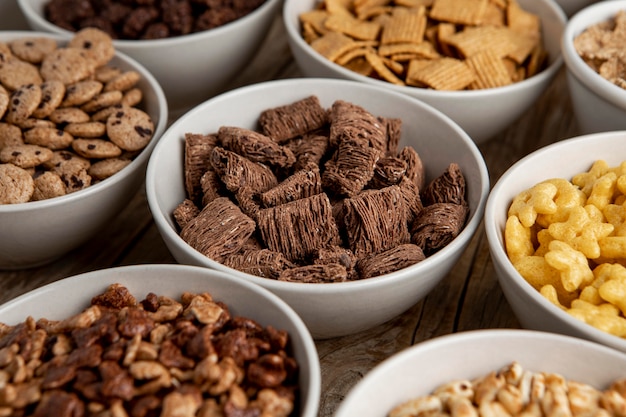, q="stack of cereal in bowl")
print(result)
[17,0,283,116]
[485,131,626,354]
[0,29,168,269]
[562,0,626,134]
[146,77,490,339]
[283,0,566,144]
